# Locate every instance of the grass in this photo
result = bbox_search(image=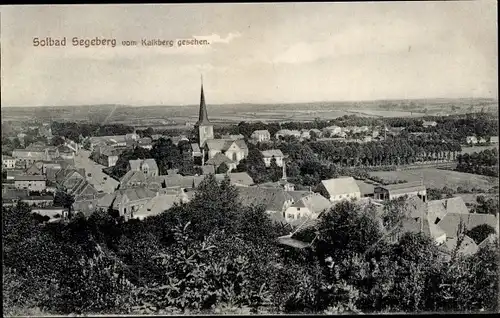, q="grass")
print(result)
[368,168,498,191]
